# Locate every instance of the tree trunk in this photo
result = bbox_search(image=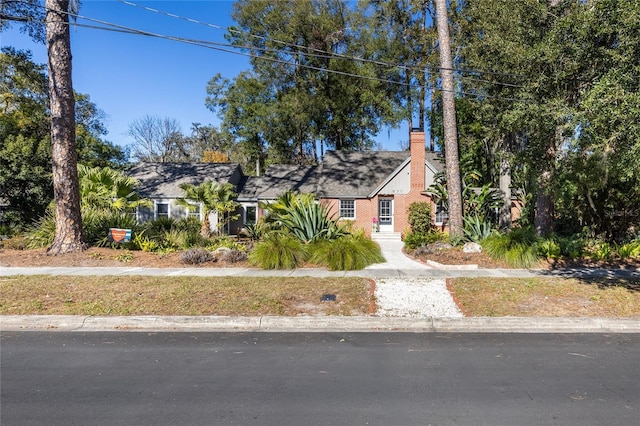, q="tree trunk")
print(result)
[435,0,463,239]
[46,0,86,255]
[535,170,554,237]
[499,157,512,229]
